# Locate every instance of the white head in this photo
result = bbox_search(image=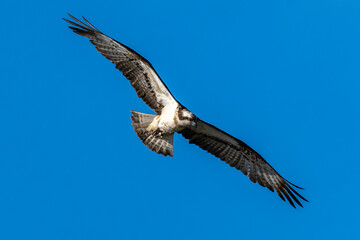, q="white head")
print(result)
[177,107,197,128]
